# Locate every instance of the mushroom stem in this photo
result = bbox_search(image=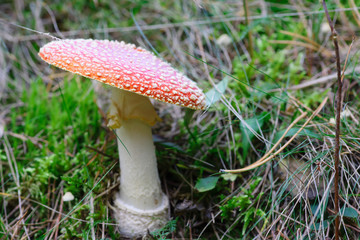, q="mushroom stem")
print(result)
[116,119,164,209]
[110,88,169,236]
